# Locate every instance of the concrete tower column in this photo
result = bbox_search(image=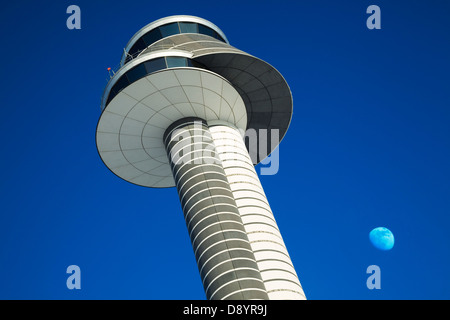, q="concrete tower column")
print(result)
[208,122,306,300]
[163,117,269,300]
